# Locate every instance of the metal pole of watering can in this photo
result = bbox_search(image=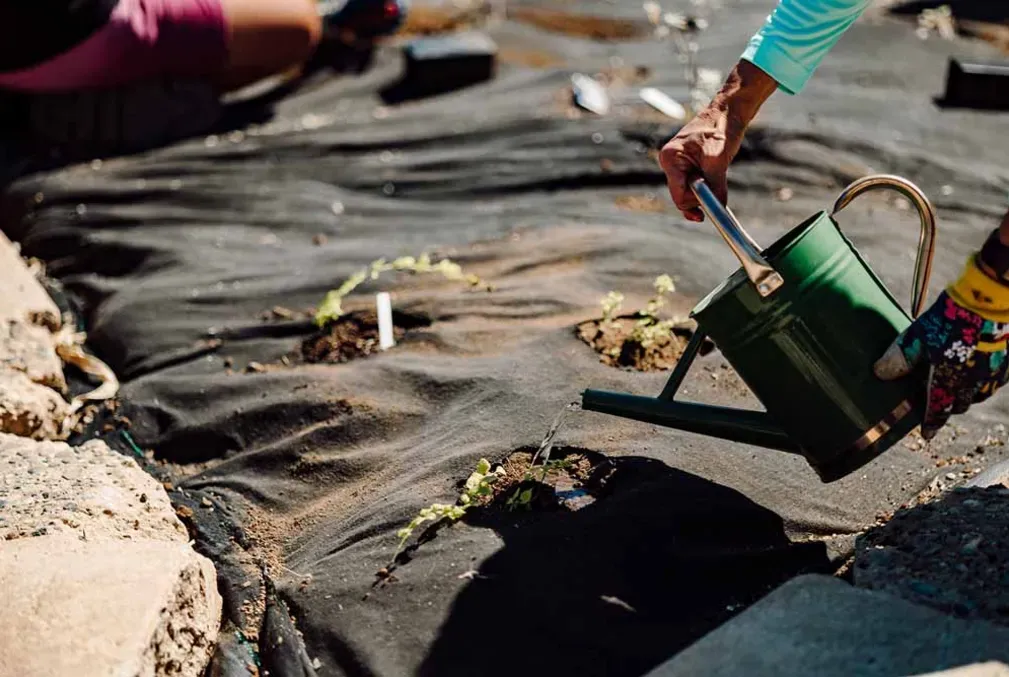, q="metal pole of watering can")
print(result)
[690,179,785,298]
